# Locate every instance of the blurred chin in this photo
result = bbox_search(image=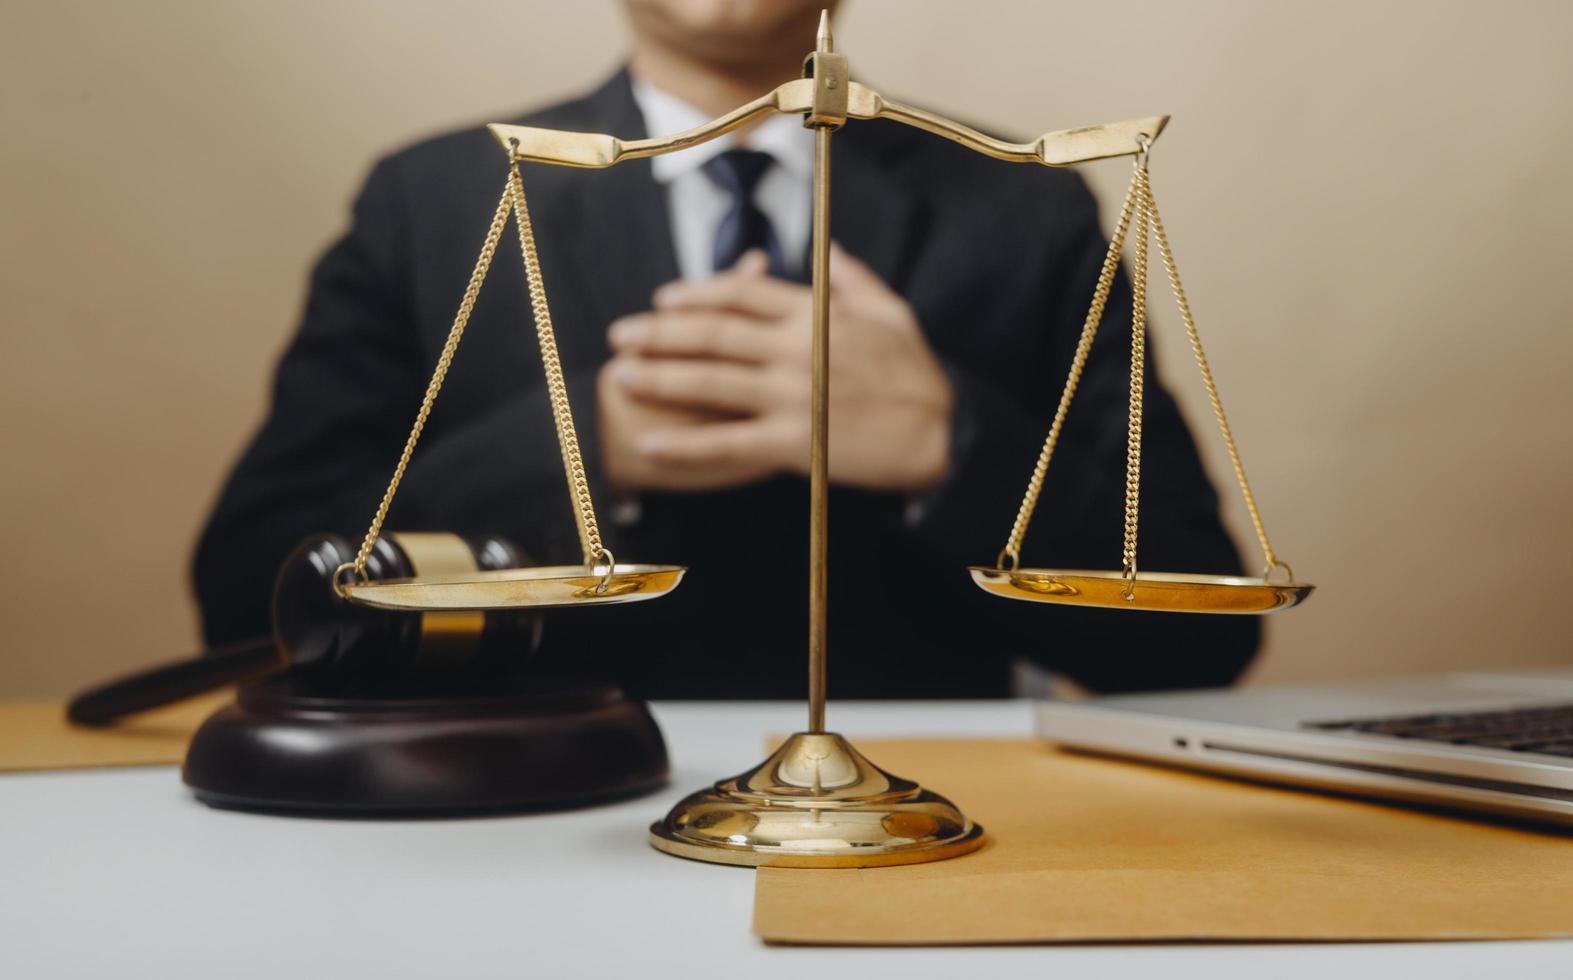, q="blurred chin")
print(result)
[627,0,829,55]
